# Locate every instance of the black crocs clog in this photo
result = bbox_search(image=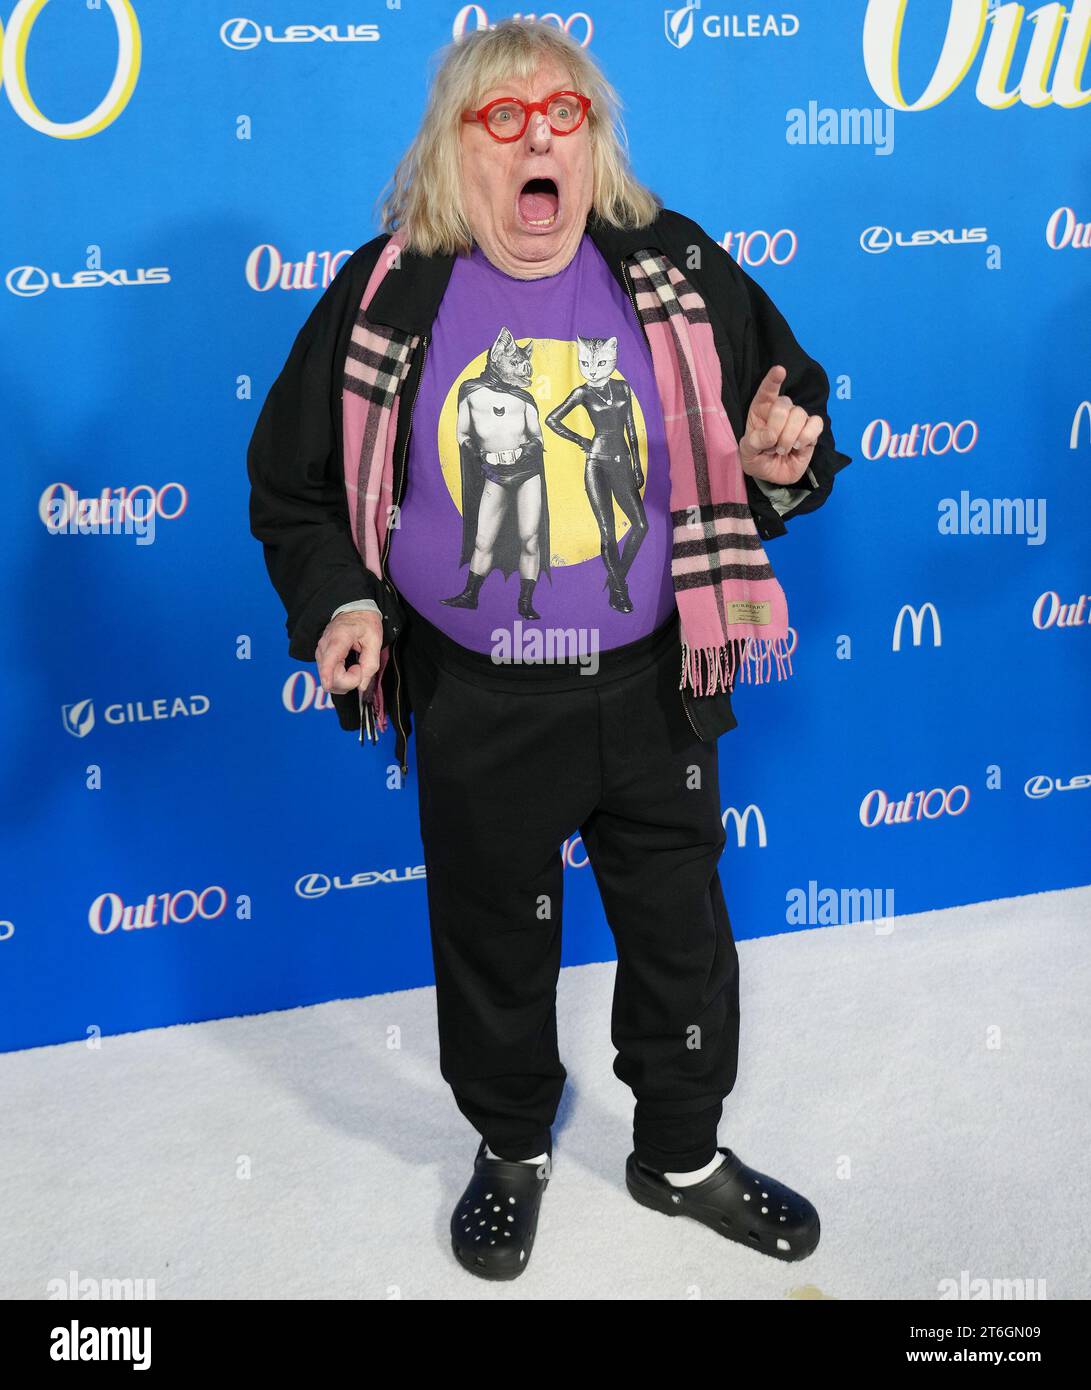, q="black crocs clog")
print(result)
[450,1139,551,1281]
[626,1146,820,1263]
